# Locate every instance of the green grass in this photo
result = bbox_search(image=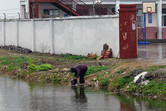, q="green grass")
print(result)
[0,56,29,65]
[143,80,166,95]
[1,60,12,65]
[13,56,29,64]
[61,54,87,60]
[6,65,19,71]
[110,75,134,91]
[116,68,124,75]
[86,66,109,76]
[146,65,166,71]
